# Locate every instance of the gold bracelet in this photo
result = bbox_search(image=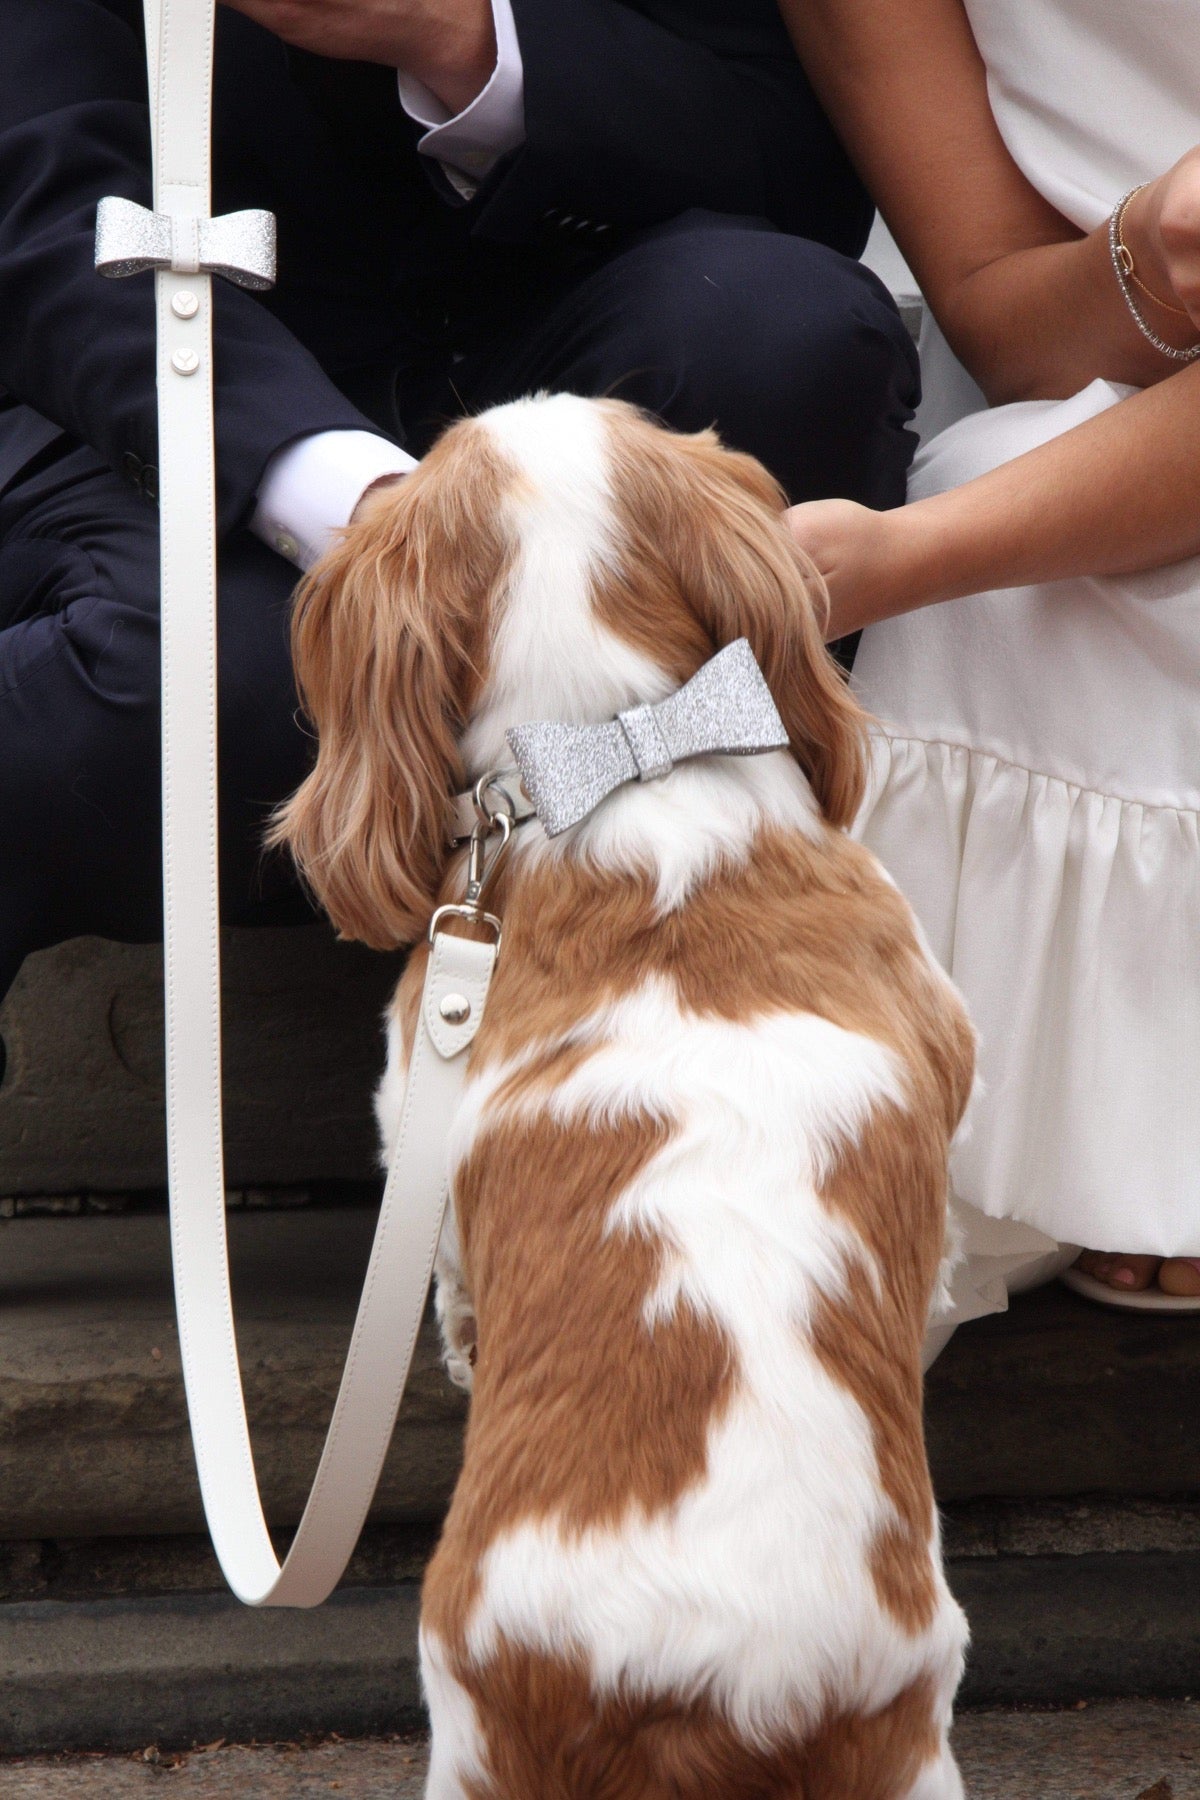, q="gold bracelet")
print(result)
[1109,187,1200,364]
[1114,186,1192,317]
